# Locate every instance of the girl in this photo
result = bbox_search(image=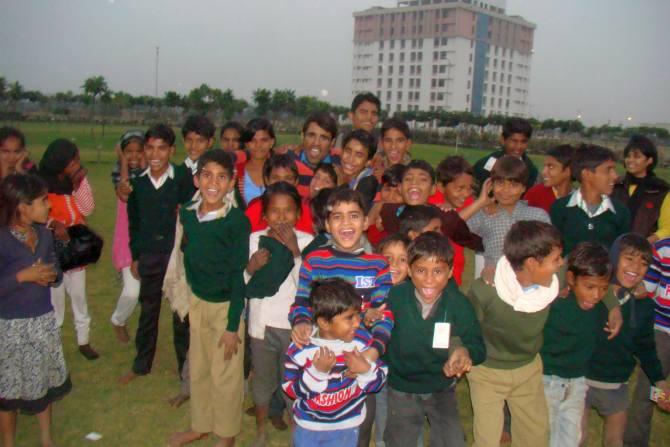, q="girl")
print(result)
[220,121,247,165]
[37,139,98,360]
[110,130,145,343]
[0,126,36,180]
[237,118,275,206]
[0,174,71,447]
[245,182,314,447]
[308,162,337,200]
